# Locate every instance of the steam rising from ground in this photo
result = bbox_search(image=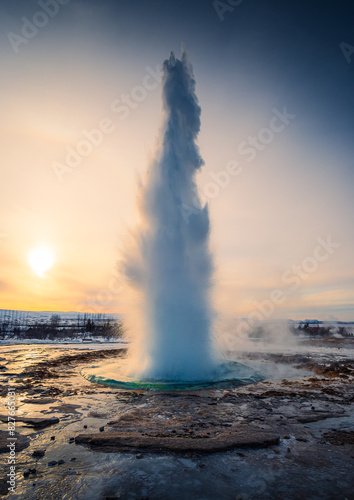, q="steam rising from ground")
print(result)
[121,51,217,380]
